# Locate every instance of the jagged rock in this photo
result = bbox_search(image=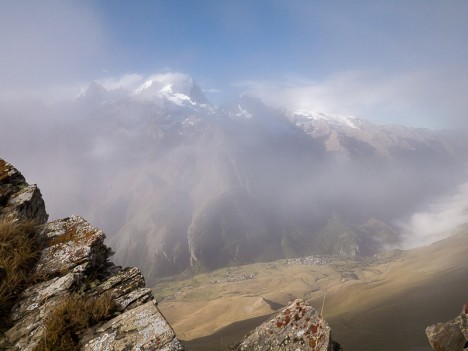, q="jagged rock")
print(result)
[0,159,48,224]
[2,273,82,351]
[426,304,468,351]
[35,215,112,278]
[89,266,153,311]
[81,300,184,351]
[0,158,184,350]
[233,299,341,351]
